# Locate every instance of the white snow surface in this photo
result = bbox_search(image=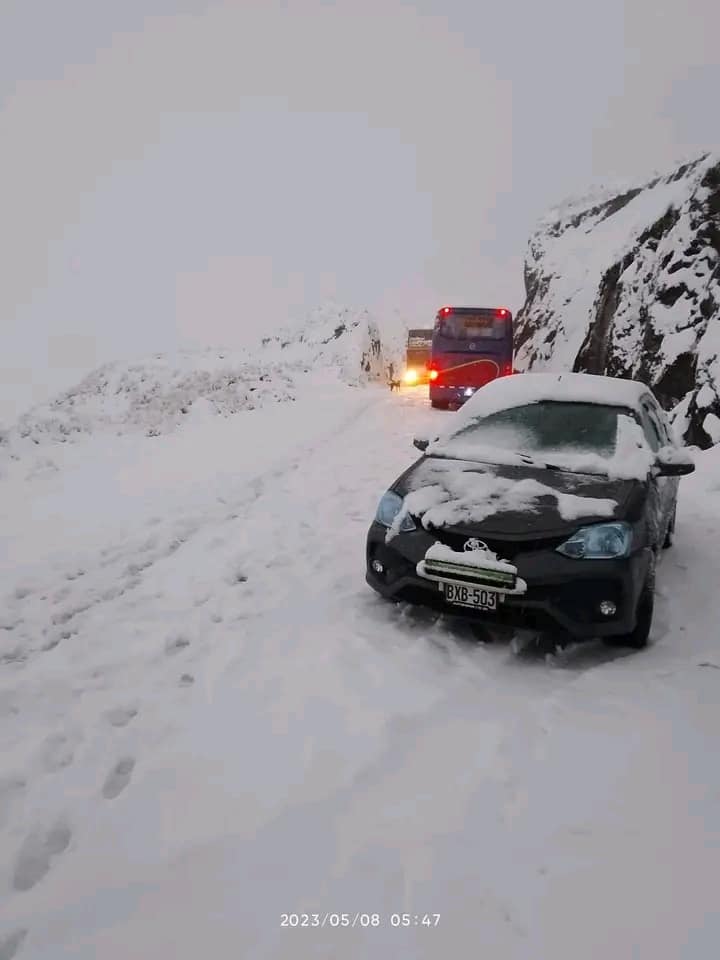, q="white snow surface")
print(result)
[1,379,720,959]
[442,371,651,425]
[0,301,408,464]
[392,458,618,537]
[703,412,720,444]
[423,374,659,481]
[253,300,408,385]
